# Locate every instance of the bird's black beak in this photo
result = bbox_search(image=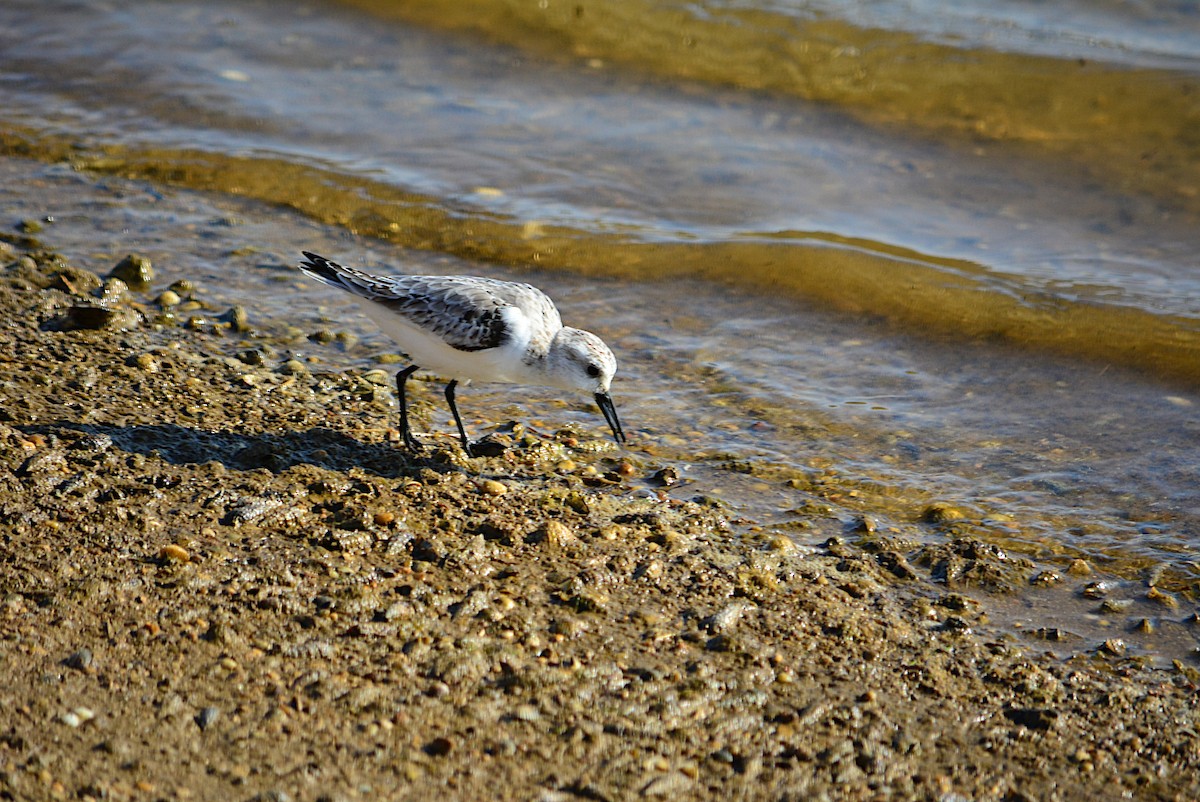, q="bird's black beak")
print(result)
[595,392,626,444]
